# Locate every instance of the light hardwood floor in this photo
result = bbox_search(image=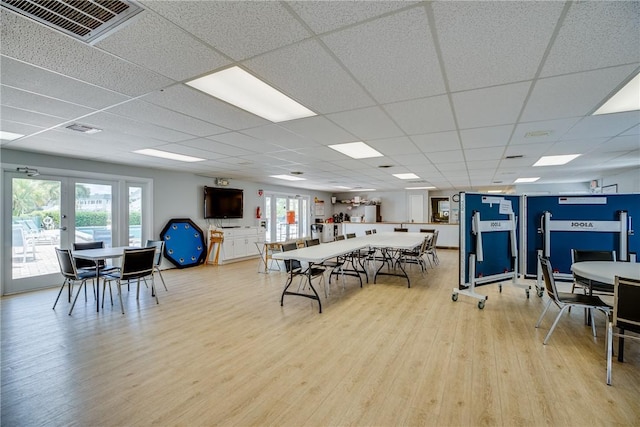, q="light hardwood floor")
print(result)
[2,249,639,426]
